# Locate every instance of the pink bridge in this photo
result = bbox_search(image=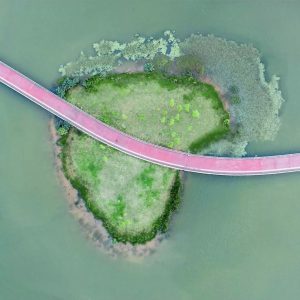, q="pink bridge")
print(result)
[1,60,299,176]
